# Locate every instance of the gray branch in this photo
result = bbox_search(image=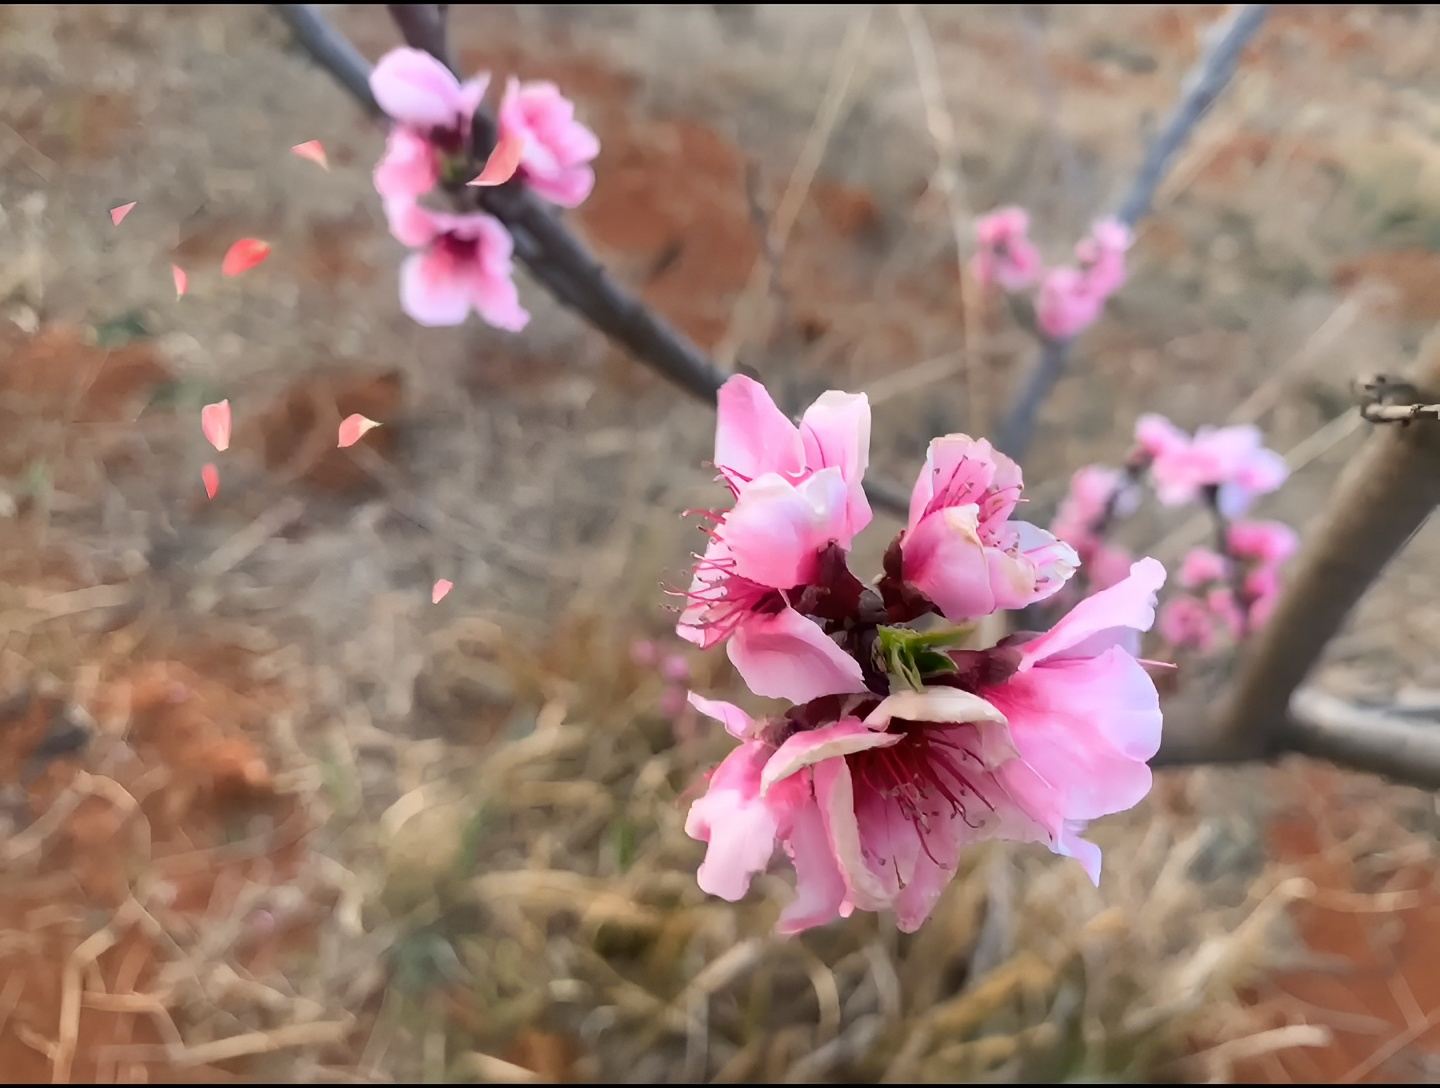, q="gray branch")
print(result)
[270,4,911,517]
[995,4,1270,460]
